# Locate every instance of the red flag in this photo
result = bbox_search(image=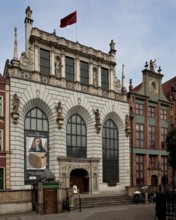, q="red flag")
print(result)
[60,11,77,28]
